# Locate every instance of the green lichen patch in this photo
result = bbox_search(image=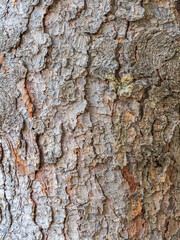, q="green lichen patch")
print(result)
[118,74,134,97]
[104,73,120,91]
[121,74,133,86]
